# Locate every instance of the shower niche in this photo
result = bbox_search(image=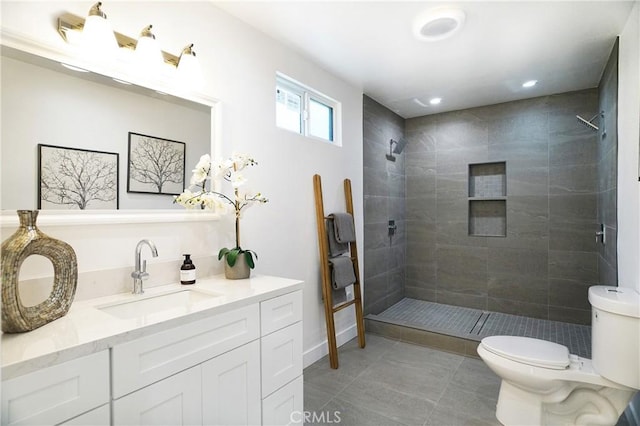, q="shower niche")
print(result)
[468,161,506,237]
